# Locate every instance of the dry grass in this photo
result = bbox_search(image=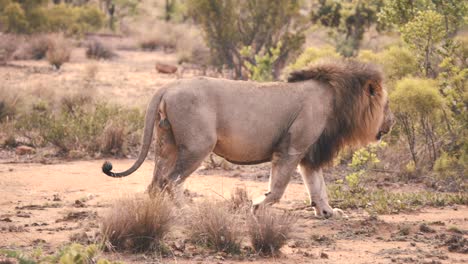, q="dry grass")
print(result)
[0,87,19,123]
[229,186,251,212]
[86,39,117,60]
[99,121,126,156]
[188,200,242,253]
[0,34,18,64]
[101,192,174,253]
[46,34,71,69]
[248,208,295,255]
